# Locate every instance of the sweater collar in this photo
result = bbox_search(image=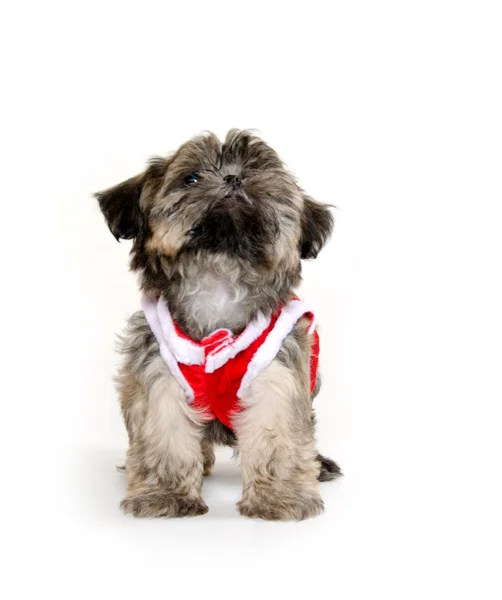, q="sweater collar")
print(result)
[141,295,273,373]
